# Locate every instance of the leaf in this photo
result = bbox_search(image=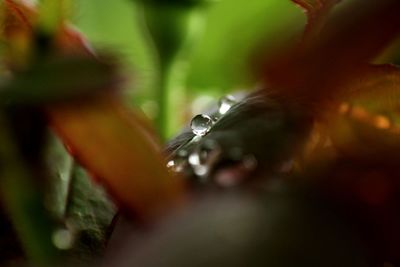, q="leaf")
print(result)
[46,96,185,222]
[2,0,183,221]
[63,164,116,263]
[262,0,400,108]
[0,55,121,105]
